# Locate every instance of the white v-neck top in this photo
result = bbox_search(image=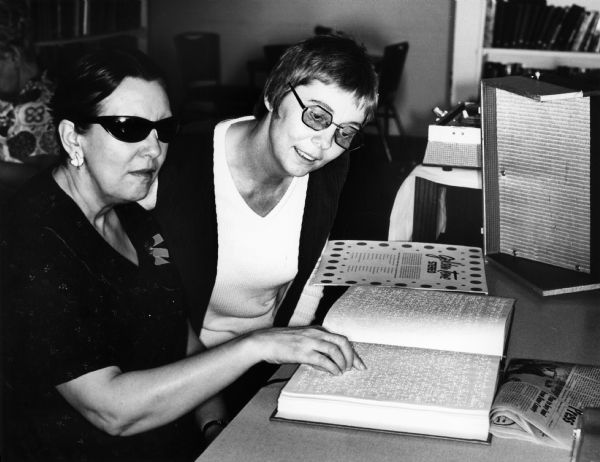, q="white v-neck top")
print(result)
[200,117,309,347]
